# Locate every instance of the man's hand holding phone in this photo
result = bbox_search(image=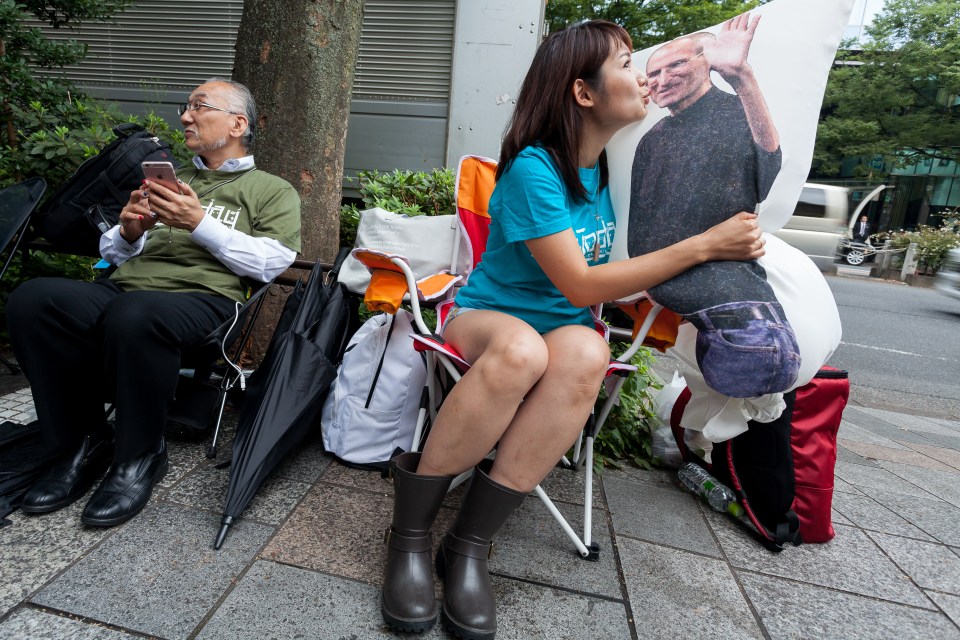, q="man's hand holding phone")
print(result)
[139,161,206,233]
[118,188,158,245]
